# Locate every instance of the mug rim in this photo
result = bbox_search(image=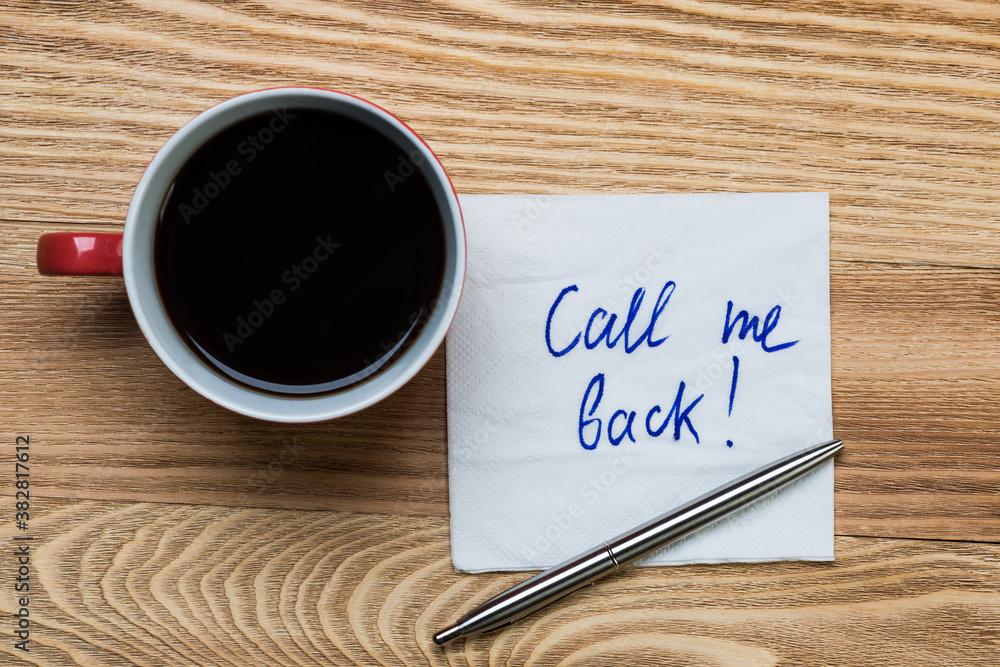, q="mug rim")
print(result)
[123,87,465,422]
